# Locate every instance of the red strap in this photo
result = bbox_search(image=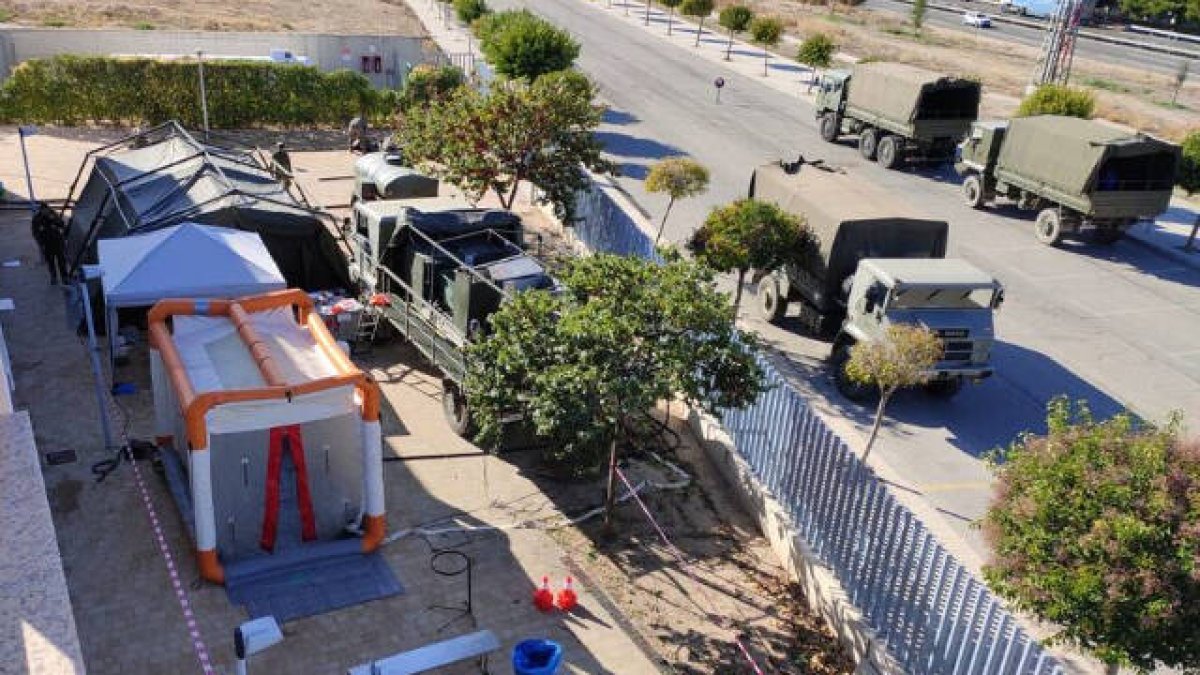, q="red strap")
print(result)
[260,425,319,552]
